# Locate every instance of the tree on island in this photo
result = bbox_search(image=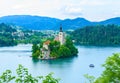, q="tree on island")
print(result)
[65,39,78,56]
[32,25,78,59]
[58,45,71,57]
[32,38,78,59]
[49,40,60,58]
[32,44,40,58]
